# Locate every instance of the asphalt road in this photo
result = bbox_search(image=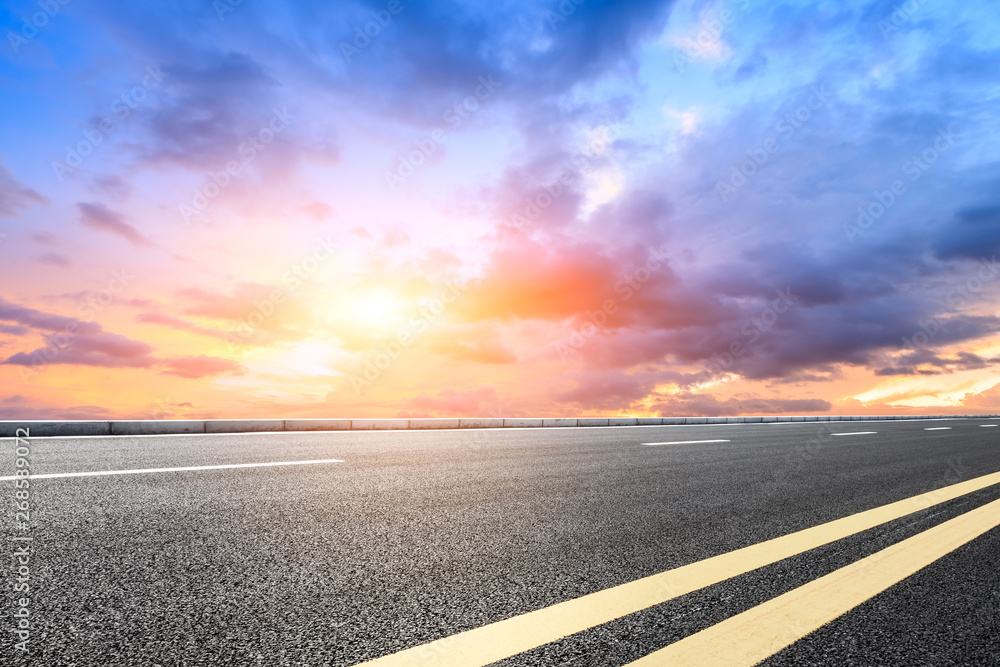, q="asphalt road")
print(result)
[3,418,1000,665]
